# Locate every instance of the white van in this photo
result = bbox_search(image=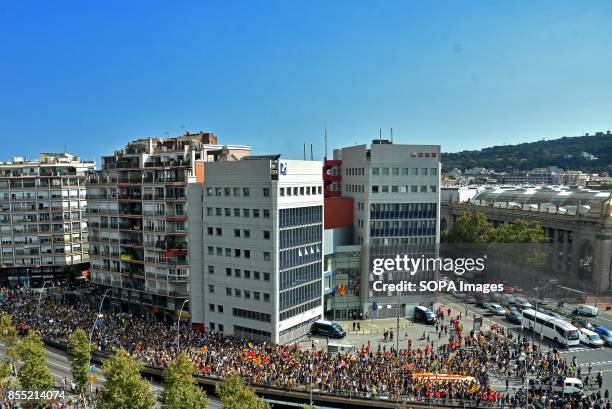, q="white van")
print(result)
[574,305,598,317]
[579,328,604,347]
